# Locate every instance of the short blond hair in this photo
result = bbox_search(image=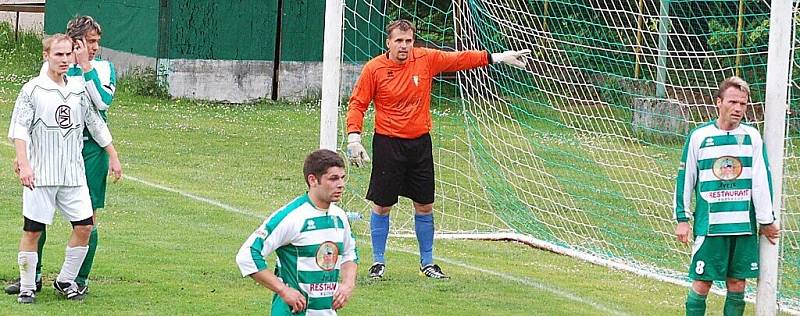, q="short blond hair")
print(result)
[715,76,751,100]
[42,33,72,53]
